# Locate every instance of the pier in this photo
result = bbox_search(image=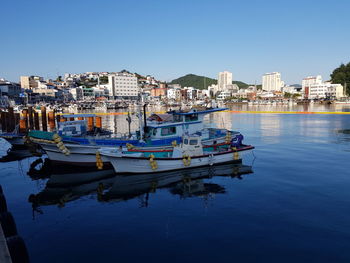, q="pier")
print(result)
[0,224,12,263]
